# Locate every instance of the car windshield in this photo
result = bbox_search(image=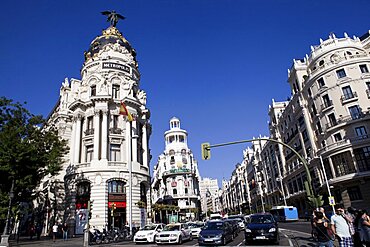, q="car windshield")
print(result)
[204,222,223,230]
[141,225,157,230]
[250,215,274,224]
[163,225,180,231]
[189,222,204,228]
